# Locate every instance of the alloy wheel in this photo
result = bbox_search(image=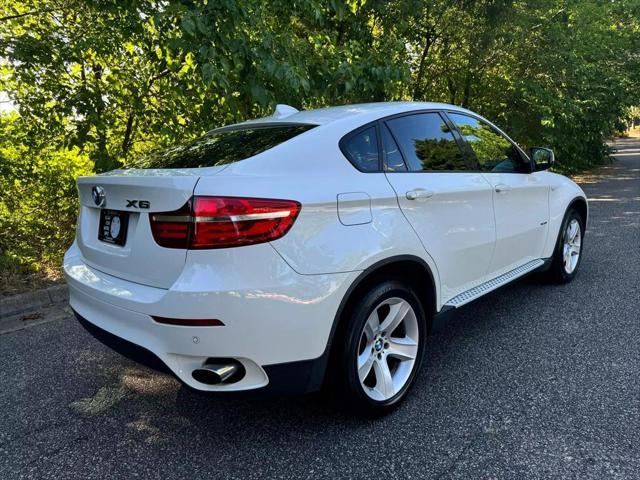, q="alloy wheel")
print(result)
[357,297,419,401]
[563,218,582,274]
